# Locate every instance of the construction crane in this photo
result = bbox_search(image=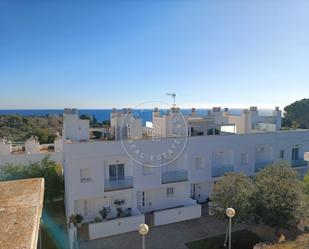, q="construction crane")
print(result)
[166,92,176,107]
